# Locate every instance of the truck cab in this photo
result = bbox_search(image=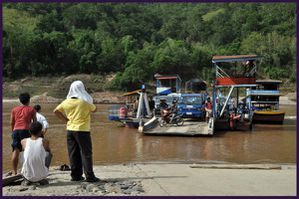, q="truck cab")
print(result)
[177,93,207,118]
